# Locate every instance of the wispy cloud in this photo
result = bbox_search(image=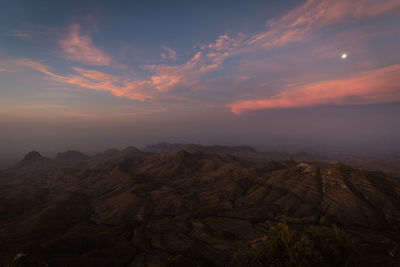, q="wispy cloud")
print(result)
[67,108,166,118]
[16,59,153,101]
[205,33,245,51]
[227,65,400,114]
[15,59,65,79]
[248,0,400,48]
[7,30,32,39]
[19,104,68,109]
[66,67,152,101]
[233,75,251,86]
[144,34,244,92]
[0,68,15,72]
[59,24,112,66]
[160,46,178,61]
